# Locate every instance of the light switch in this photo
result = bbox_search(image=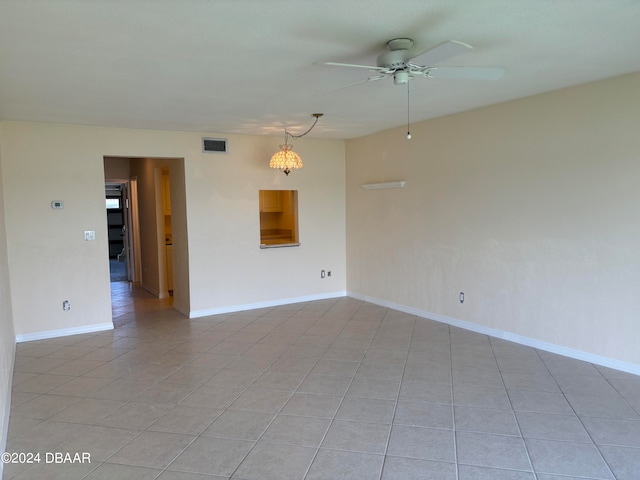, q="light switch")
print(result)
[84,230,95,241]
